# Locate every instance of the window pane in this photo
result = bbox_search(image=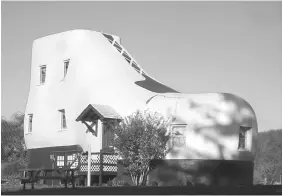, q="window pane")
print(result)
[28,115,33,132]
[173,136,186,147]
[40,66,46,84]
[62,113,66,128]
[64,60,69,76]
[171,125,186,147]
[59,110,67,129]
[67,154,78,168]
[238,129,246,149]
